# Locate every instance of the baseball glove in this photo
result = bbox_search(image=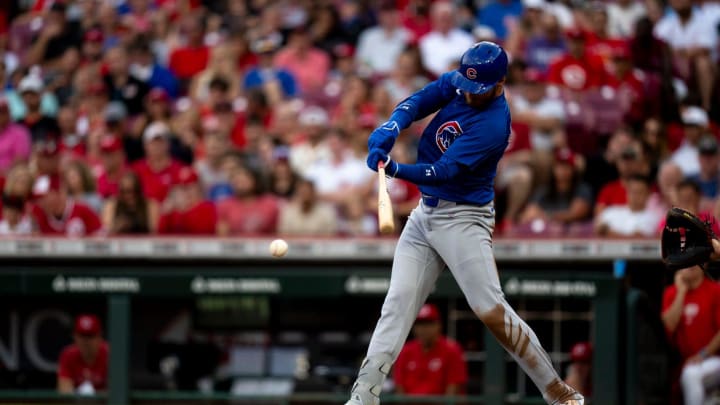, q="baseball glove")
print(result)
[661,207,716,270]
